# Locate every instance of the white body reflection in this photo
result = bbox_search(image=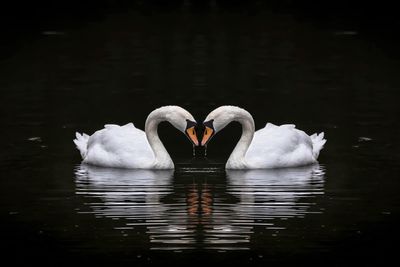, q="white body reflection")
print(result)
[75,164,197,250]
[203,164,325,250]
[226,164,325,218]
[75,165,173,219]
[75,164,325,251]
